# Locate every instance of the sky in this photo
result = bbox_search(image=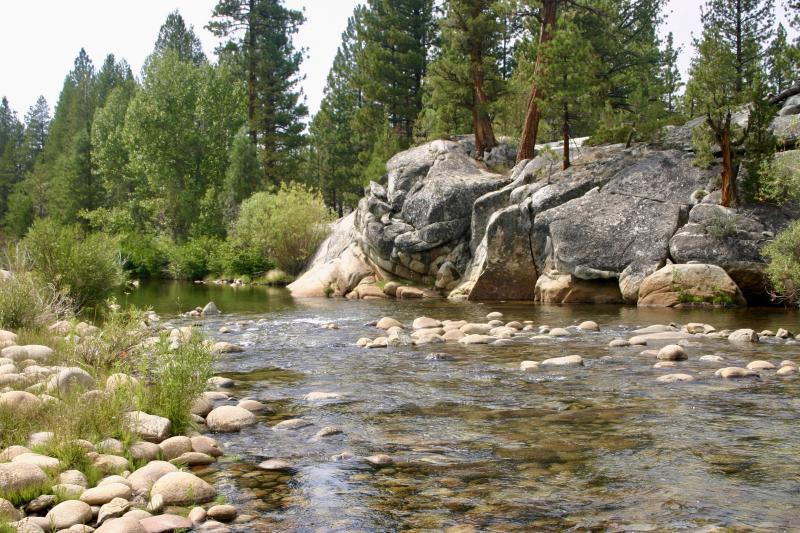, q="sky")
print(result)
[0,1,794,119]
